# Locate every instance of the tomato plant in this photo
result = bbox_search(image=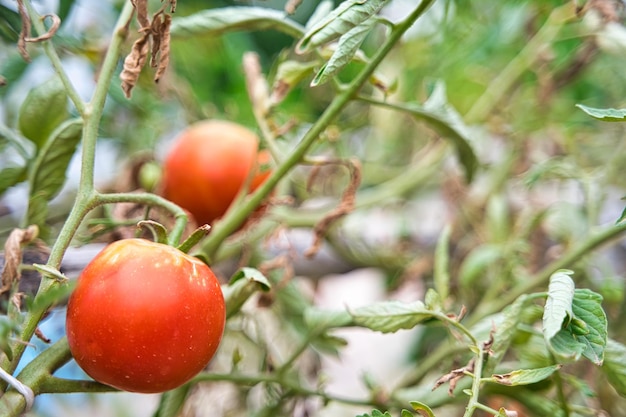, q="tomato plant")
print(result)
[65,239,225,393]
[162,120,271,226]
